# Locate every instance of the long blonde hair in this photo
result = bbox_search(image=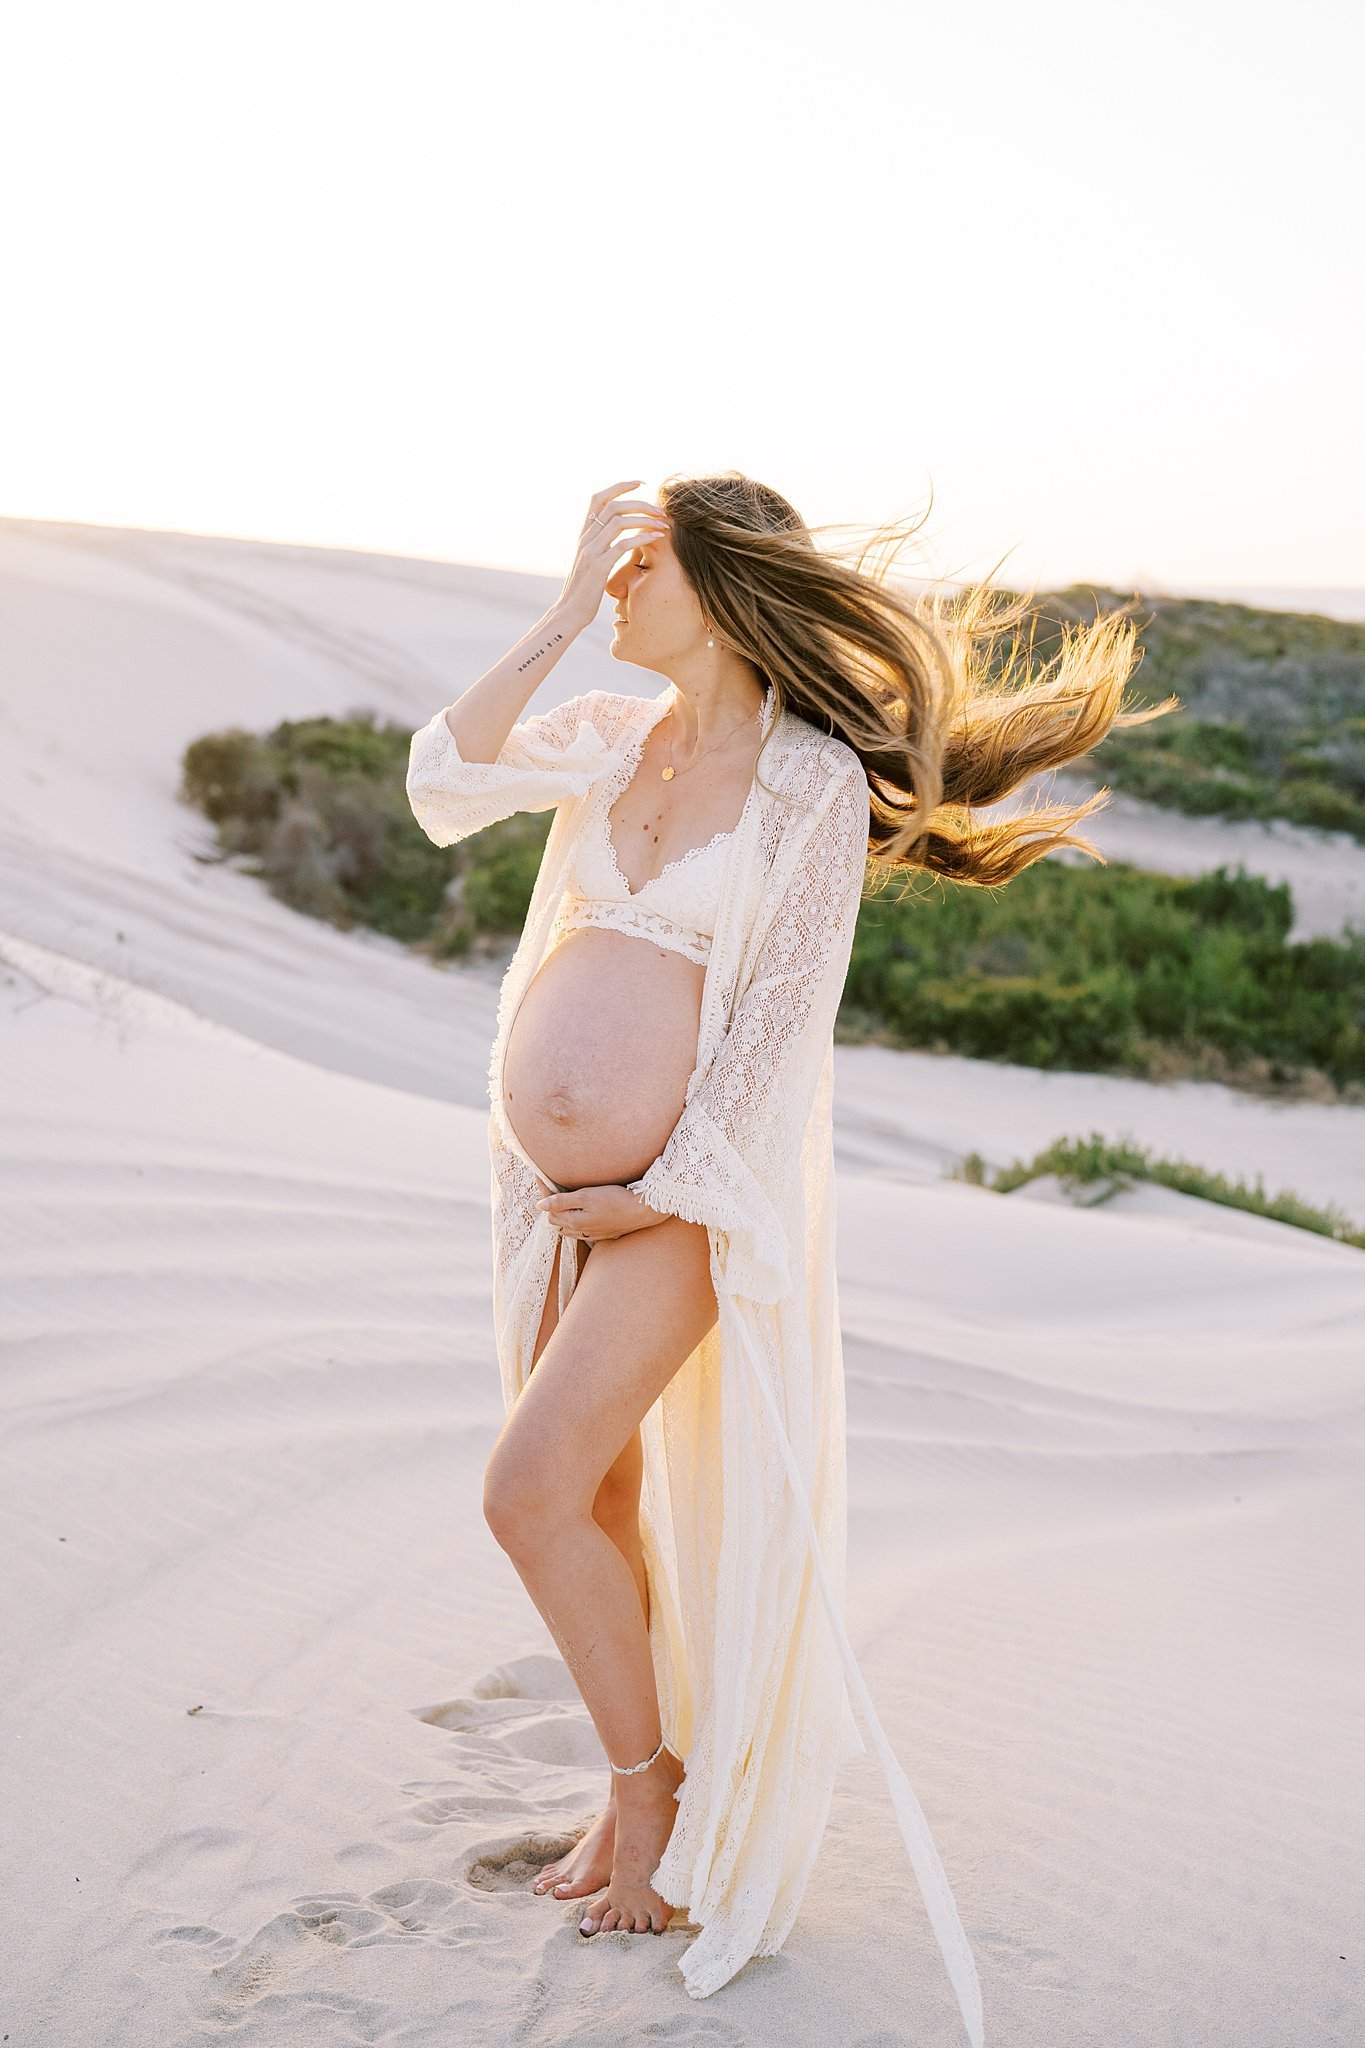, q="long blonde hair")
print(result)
[657,469,1180,886]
